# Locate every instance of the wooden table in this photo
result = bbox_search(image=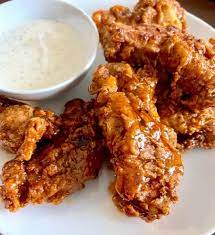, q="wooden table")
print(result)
[180,0,215,27]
